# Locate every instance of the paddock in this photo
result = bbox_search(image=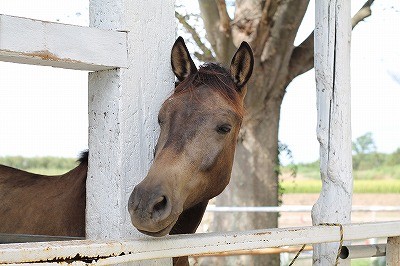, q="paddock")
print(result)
[0,0,399,265]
